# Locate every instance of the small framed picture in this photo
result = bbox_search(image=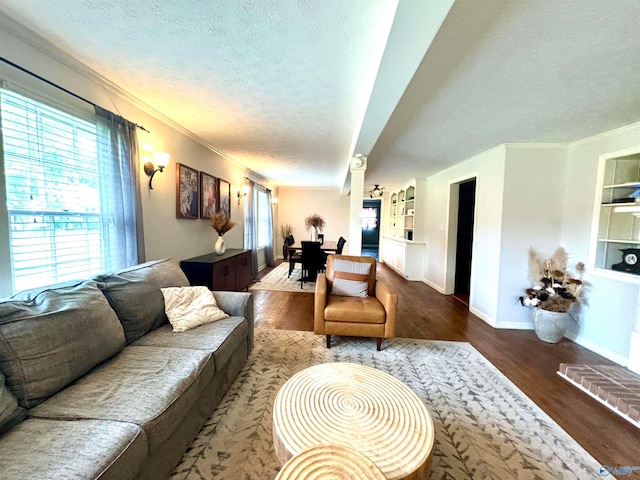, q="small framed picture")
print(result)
[200,171,217,219]
[218,178,231,217]
[176,163,199,219]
